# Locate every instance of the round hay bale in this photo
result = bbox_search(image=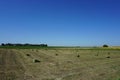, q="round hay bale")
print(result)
[77,55,80,58]
[106,56,110,58]
[33,59,41,63]
[26,54,30,56]
[55,53,58,56]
